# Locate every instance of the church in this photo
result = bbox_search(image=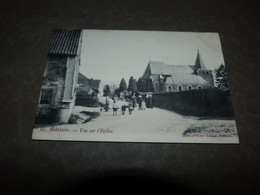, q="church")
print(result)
[141,50,214,92]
